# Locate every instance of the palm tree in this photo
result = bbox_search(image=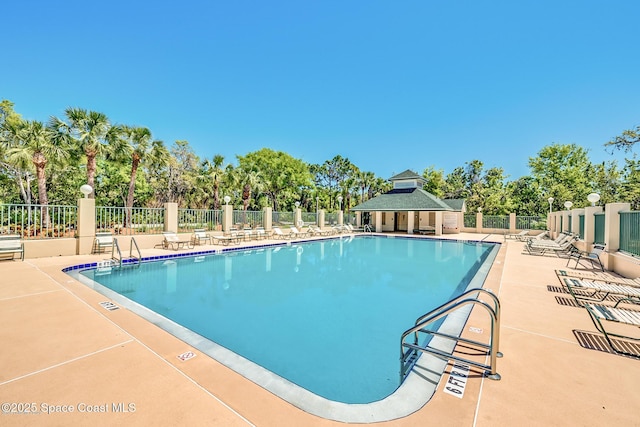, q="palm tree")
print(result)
[5,119,69,229]
[50,108,121,198]
[120,126,168,227]
[359,171,375,203]
[210,154,225,209]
